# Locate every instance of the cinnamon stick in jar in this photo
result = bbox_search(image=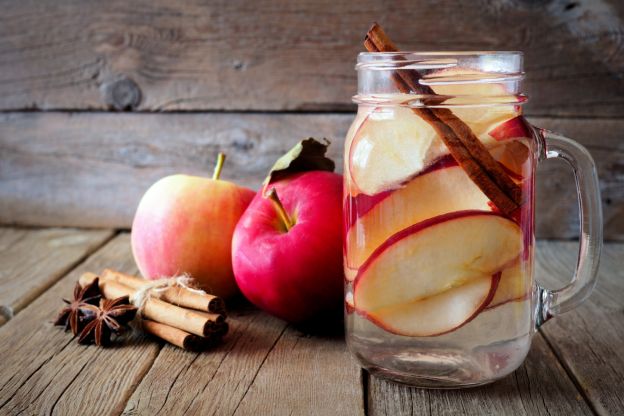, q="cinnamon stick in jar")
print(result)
[79,273,225,337]
[363,23,524,216]
[101,269,226,314]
